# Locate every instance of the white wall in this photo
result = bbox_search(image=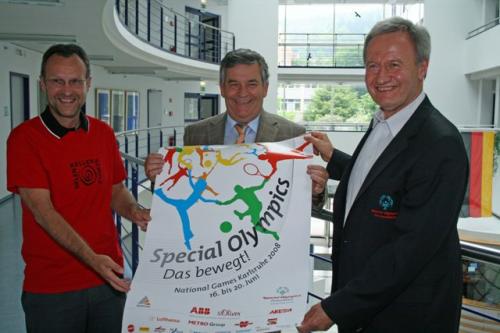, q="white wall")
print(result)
[162,79,220,128]
[0,42,223,199]
[464,27,500,76]
[424,0,481,126]
[0,42,41,199]
[227,0,279,114]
